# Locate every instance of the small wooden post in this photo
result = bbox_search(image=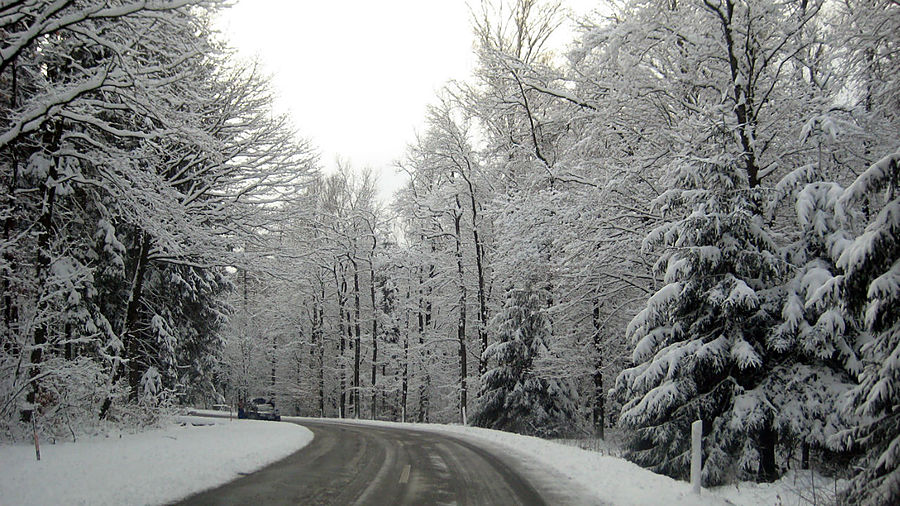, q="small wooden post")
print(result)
[691,420,702,494]
[32,414,41,461]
